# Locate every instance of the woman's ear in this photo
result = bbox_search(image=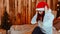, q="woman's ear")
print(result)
[45,6,48,14]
